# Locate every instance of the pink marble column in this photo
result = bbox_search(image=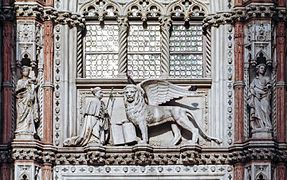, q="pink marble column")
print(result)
[277,163,287,180]
[234,22,245,144]
[43,20,54,145]
[234,163,244,180]
[276,22,286,143]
